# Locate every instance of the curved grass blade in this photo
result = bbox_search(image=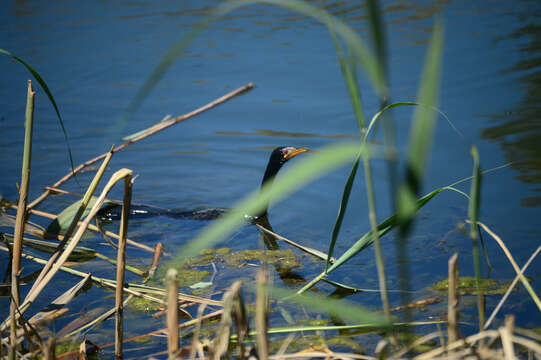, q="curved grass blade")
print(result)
[326,102,450,275]
[0,49,76,173]
[170,142,367,266]
[125,0,385,121]
[301,162,513,294]
[326,154,360,273]
[325,19,365,273]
